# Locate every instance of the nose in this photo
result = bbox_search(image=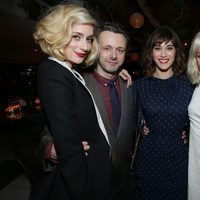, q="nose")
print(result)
[160,48,166,57]
[80,40,89,51]
[110,49,117,59]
